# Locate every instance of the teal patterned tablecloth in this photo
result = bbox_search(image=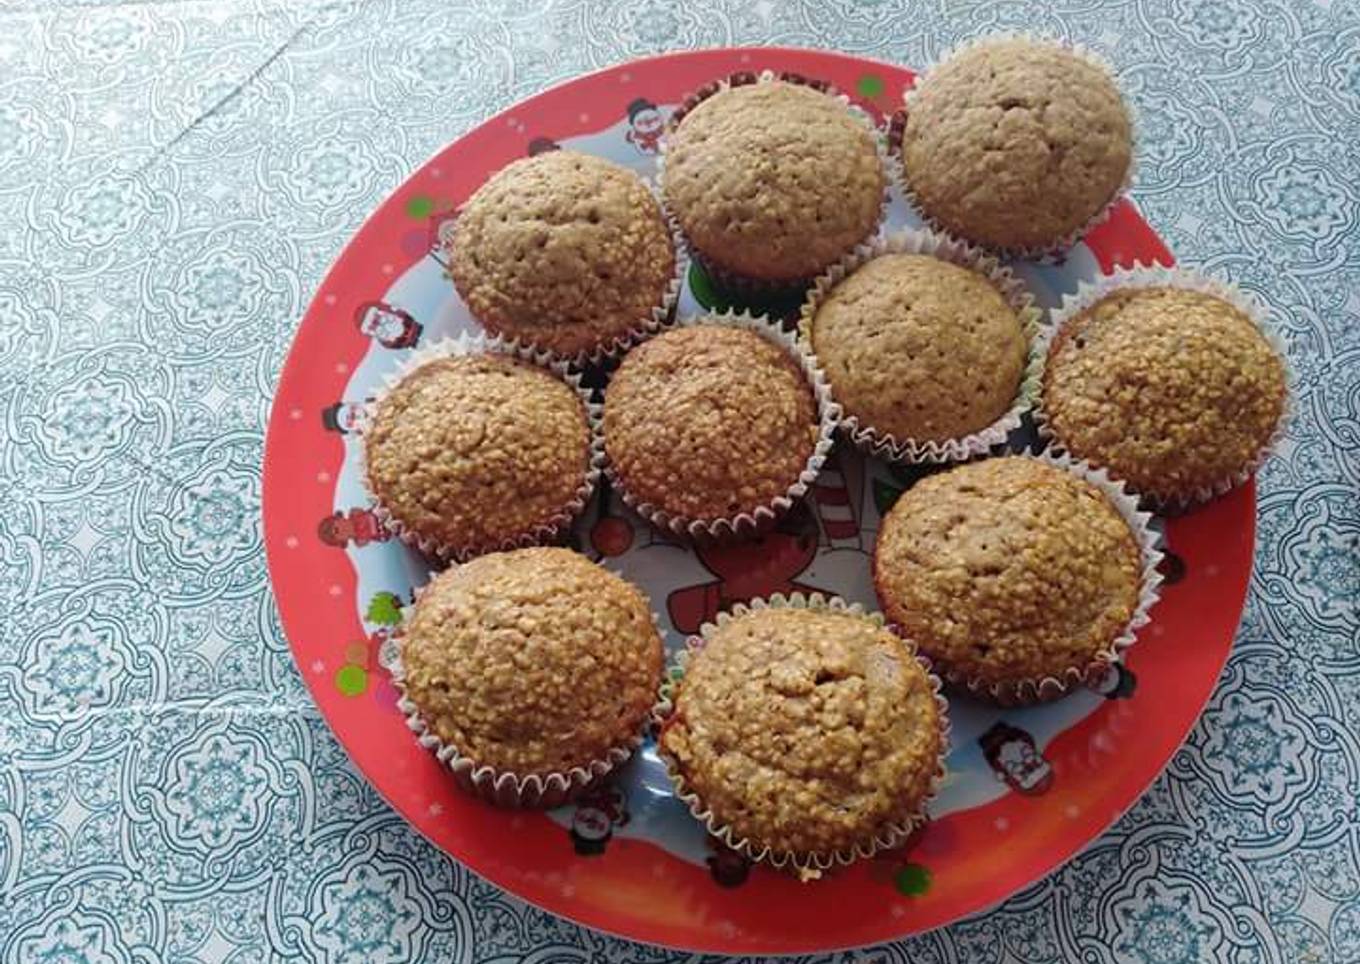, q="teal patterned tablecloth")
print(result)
[3,1,1358,961]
